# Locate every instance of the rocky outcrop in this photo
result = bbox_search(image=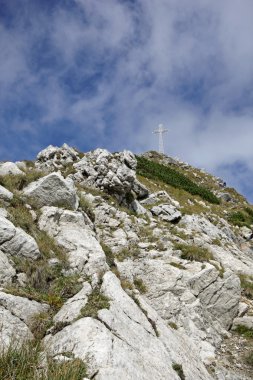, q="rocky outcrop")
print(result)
[23,172,78,210]
[151,204,182,222]
[73,148,148,200]
[35,143,80,171]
